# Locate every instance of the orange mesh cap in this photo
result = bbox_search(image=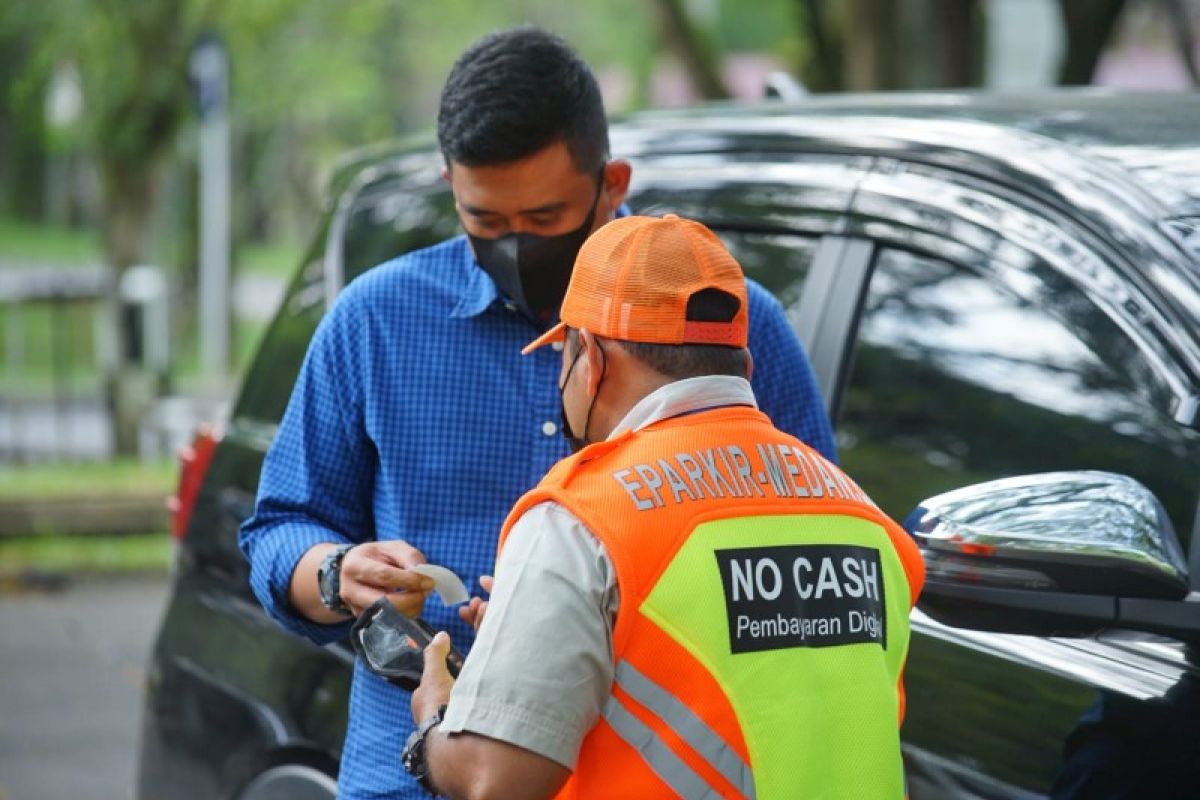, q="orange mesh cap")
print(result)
[522,214,749,354]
